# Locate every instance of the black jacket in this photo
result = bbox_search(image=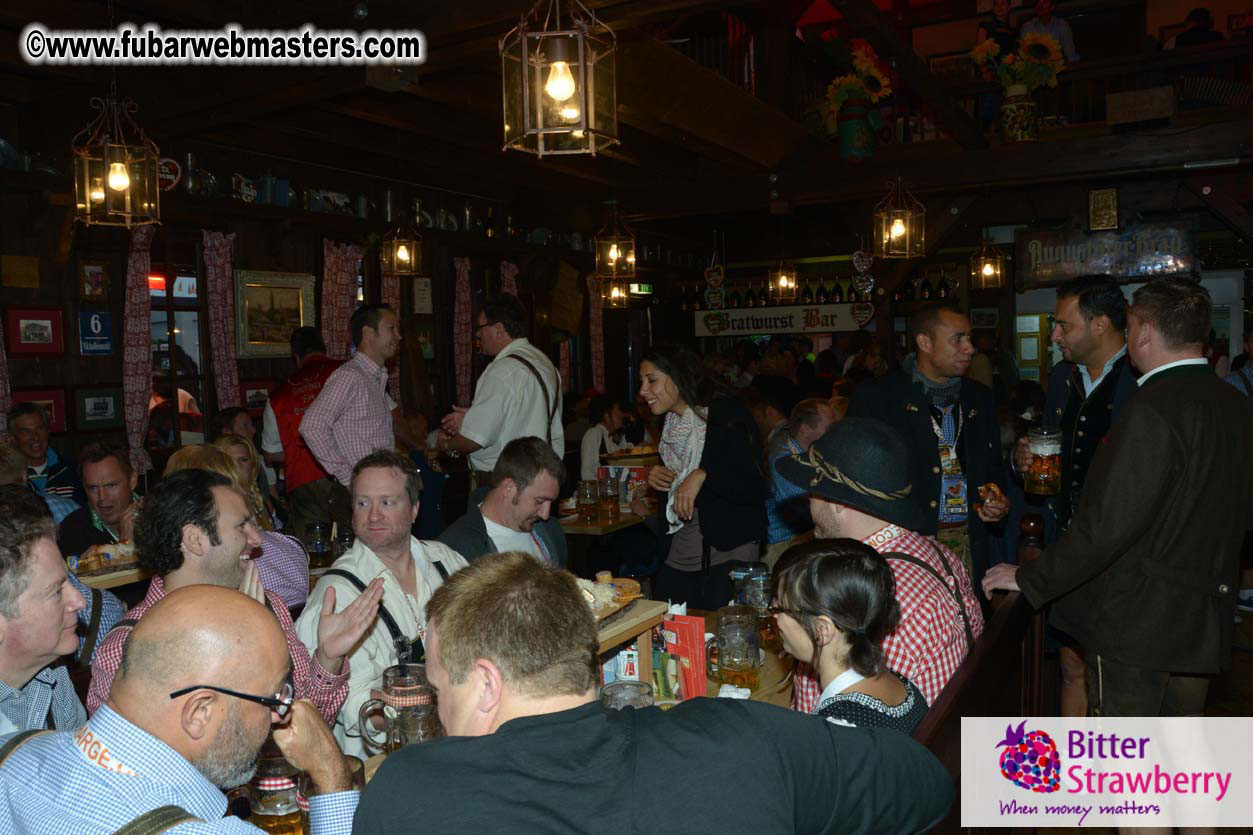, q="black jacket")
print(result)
[849,368,1004,585]
[437,486,568,568]
[694,395,767,552]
